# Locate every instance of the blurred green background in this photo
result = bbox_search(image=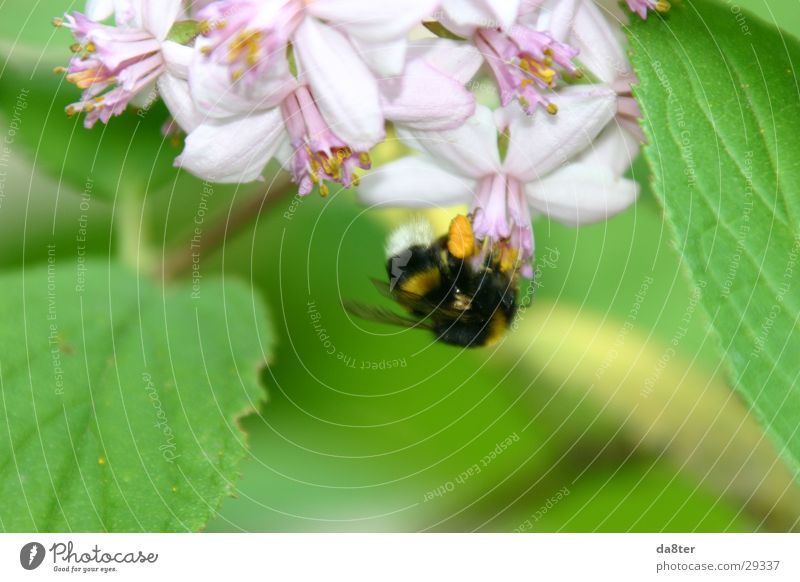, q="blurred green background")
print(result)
[1,0,799,532]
